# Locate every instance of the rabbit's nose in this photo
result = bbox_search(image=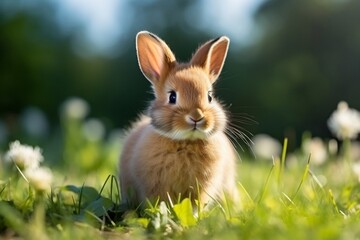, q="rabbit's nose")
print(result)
[190,116,204,123]
[191,108,204,120]
[186,116,204,126]
[186,108,205,124]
